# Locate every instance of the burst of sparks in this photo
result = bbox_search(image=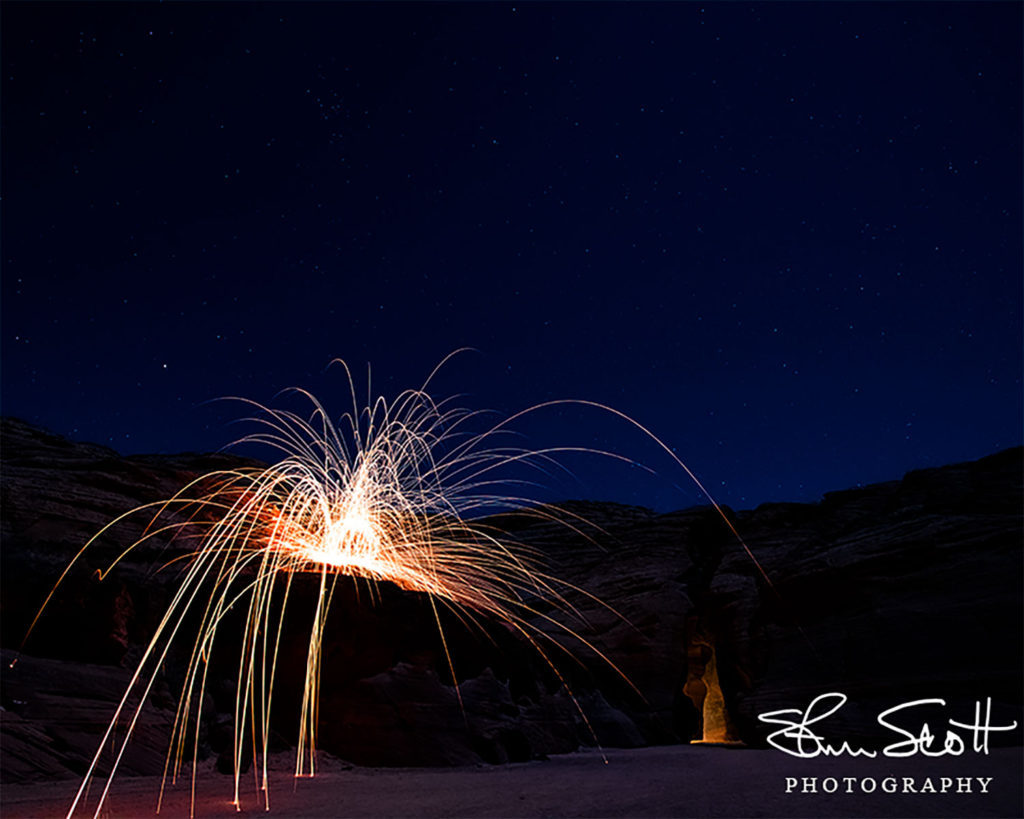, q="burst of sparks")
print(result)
[23,355,769,819]
[24,357,636,818]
